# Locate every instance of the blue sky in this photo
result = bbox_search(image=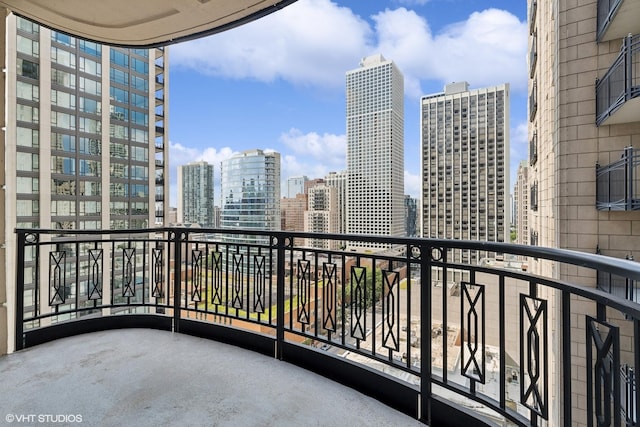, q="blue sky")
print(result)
[168,0,528,207]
